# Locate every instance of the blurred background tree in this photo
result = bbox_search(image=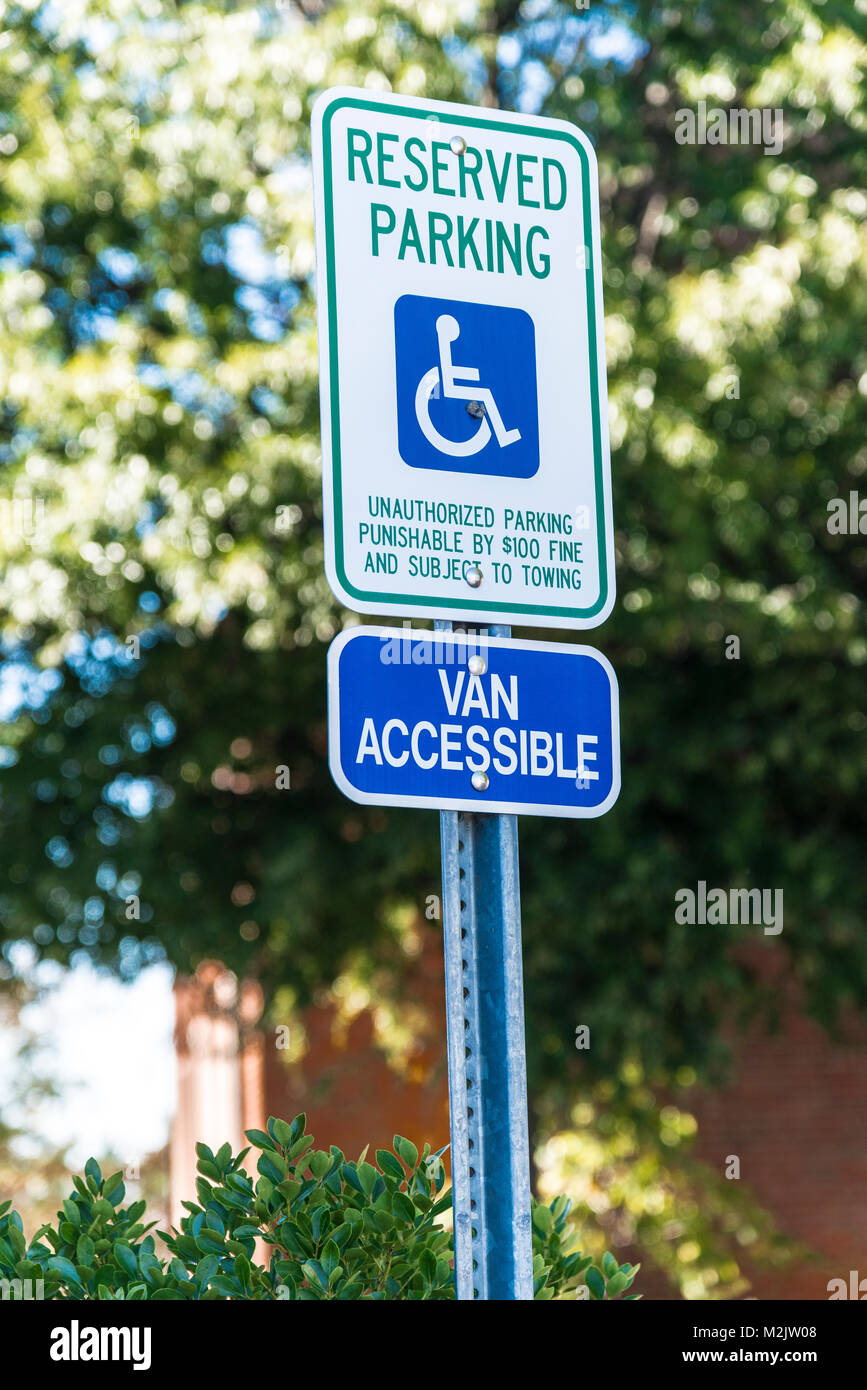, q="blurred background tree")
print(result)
[1,0,865,1295]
